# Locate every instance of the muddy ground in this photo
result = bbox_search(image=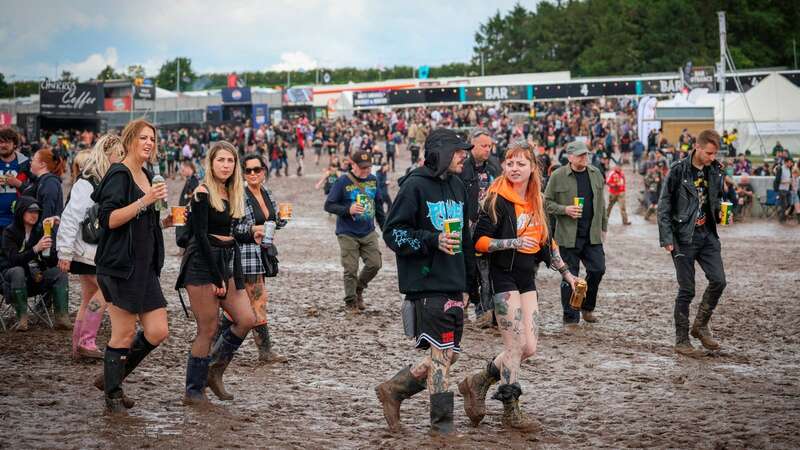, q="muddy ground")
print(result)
[1,153,798,449]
